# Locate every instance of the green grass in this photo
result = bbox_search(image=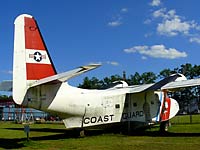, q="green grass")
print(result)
[170,114,200,124]
[0,116,200,150]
